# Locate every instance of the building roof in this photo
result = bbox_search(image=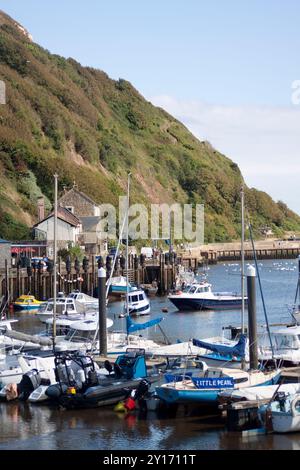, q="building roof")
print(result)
[59,187,98,207]
[34,206,81,228]
[80,216,101,232]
